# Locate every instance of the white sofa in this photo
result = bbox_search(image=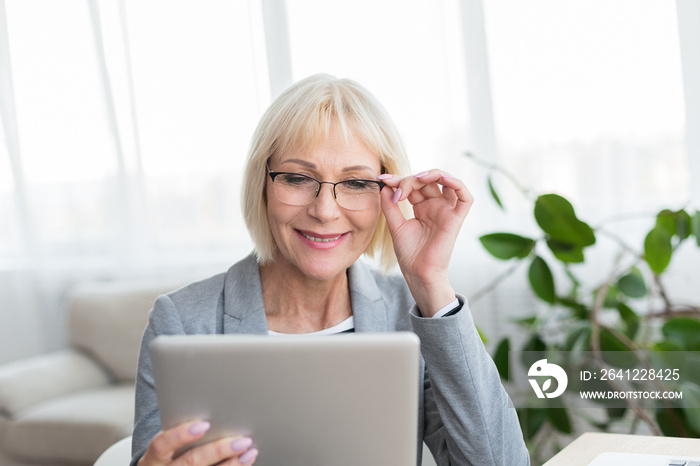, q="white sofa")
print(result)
[0,281,177,466]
